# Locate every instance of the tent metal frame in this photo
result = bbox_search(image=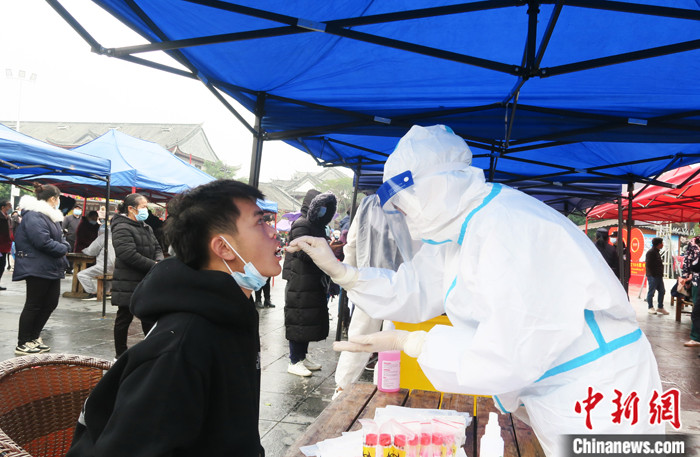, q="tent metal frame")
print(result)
[45,0,700,215]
